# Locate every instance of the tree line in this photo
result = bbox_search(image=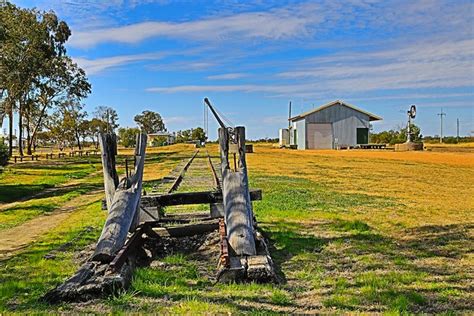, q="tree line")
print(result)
[0,3,174,154]
[370,123,422,145]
